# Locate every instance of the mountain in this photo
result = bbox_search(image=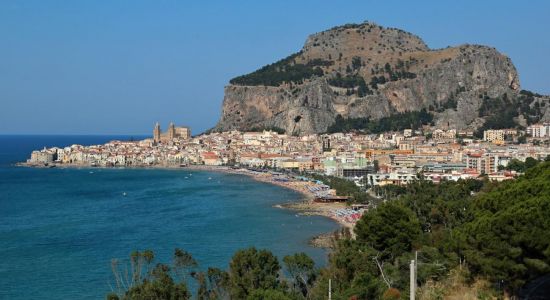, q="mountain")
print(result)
[213,21,549,135]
